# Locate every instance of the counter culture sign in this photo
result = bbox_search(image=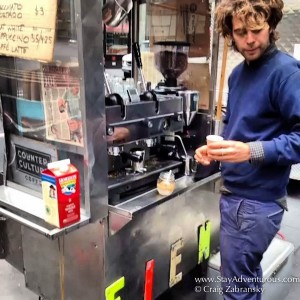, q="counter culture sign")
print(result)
[16,145,50,179]
[0,0,57,62]
[10,135,58,192]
